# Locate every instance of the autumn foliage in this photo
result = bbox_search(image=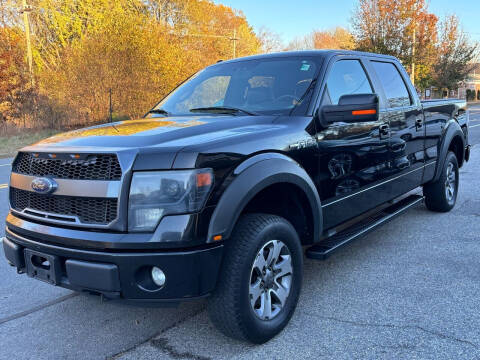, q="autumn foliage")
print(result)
[0,27,28,123]
[352,0,477,89]
[312,28,355,51]
[0,0,478,134]
[0,0,260,131]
